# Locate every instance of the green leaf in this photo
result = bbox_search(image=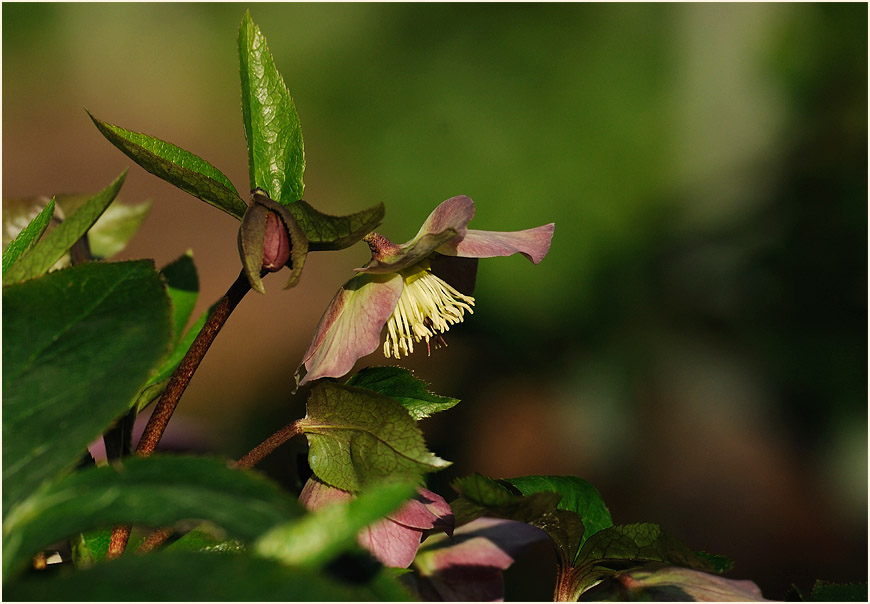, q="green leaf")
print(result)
[2,198,54,273]
[2,171,127,285]
[238,11,304,204]
[287,200,385,251]
[2,260,172,514]
[810,580,868,602]
[88,111,247,220]
[299,382,451,492]
[69,528,112,570]
[164,523,243,554]
[4,550,411,601]
[505,475,612,548]
[450,473,562,526]
[160,251,199,346]
[255,479,415,567]
[2,455,303,579]
[575,523,722,573]
[346,366,459,421]
[55,194,152,260]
